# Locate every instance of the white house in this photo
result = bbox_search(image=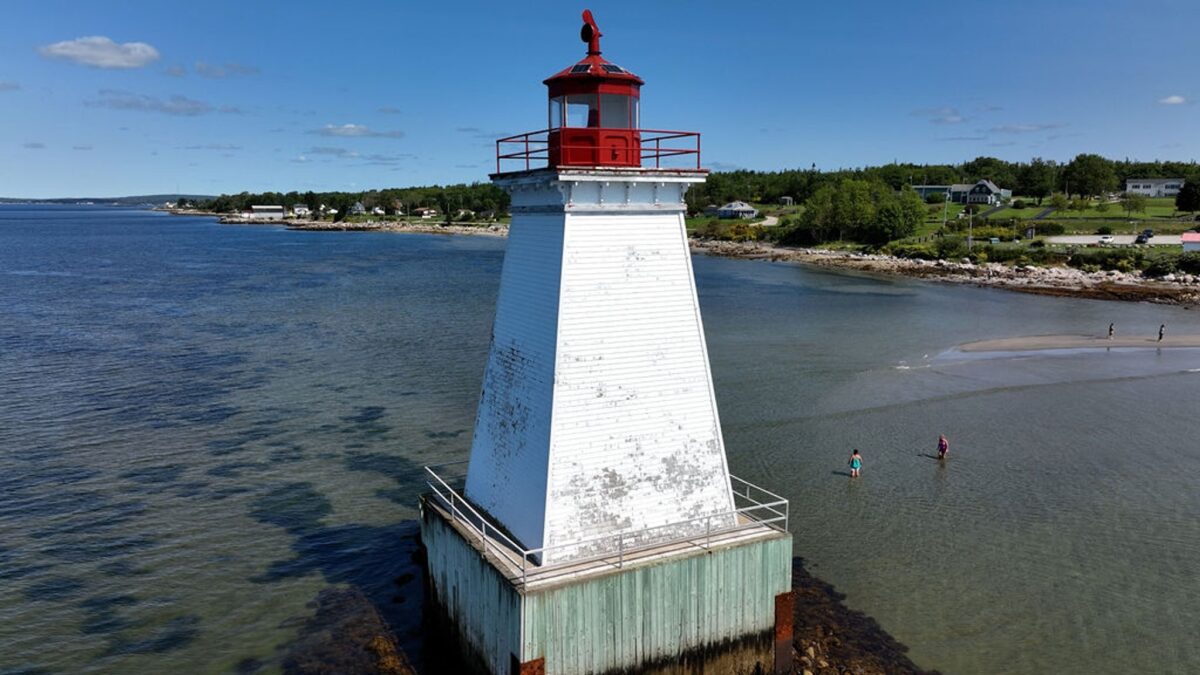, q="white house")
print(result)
[1183,232,1200,252]
[292,204,311,218]
[1125,178,1184,197]
[349,201,367,215]
[371,206,386,216]
[248,205,285,220]
[716,200,758,219]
